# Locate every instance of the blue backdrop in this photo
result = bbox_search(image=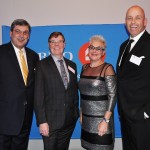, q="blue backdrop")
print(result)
[2,24,128,139]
